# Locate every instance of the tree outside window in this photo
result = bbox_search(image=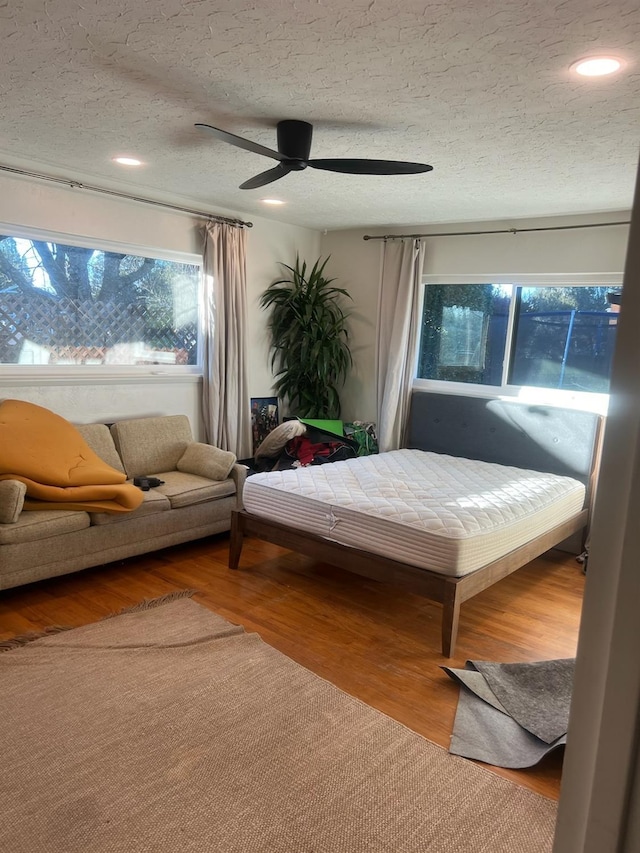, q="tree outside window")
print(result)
[0,234,200,367]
